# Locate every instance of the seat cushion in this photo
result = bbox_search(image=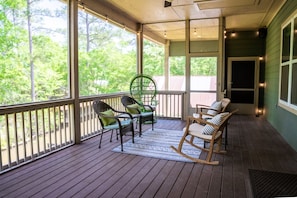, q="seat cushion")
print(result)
[100,109,117,126]
[104,119,132,130]
[140,111,153,117]
[184,123,222,140]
